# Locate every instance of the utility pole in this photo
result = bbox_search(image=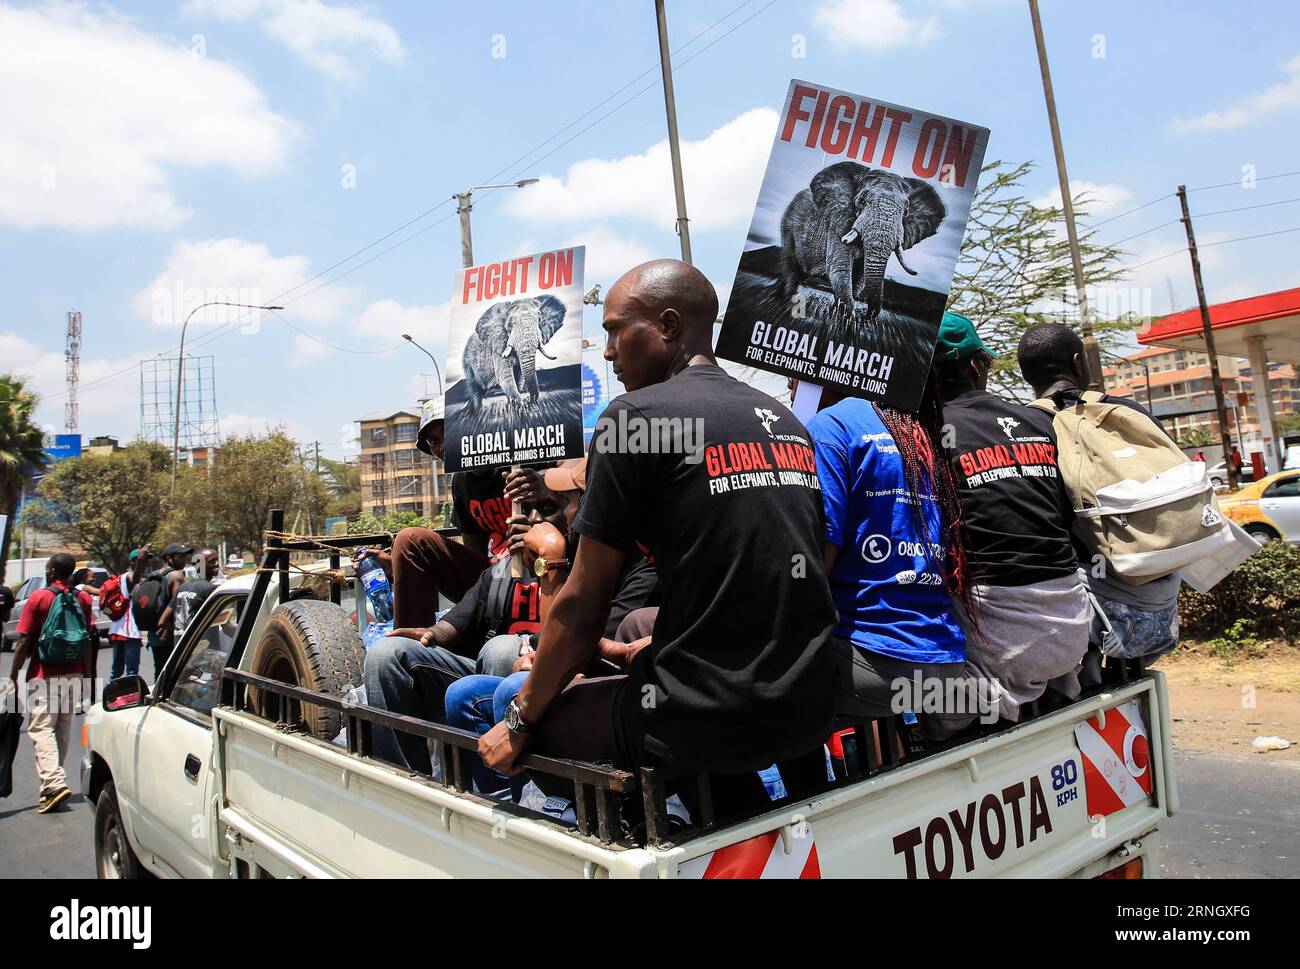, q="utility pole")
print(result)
[454,192,475,268]
[1027,0,1103,390]
[313,440,320,475]
[655,0,692,264]
[1178,185,1238,490]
